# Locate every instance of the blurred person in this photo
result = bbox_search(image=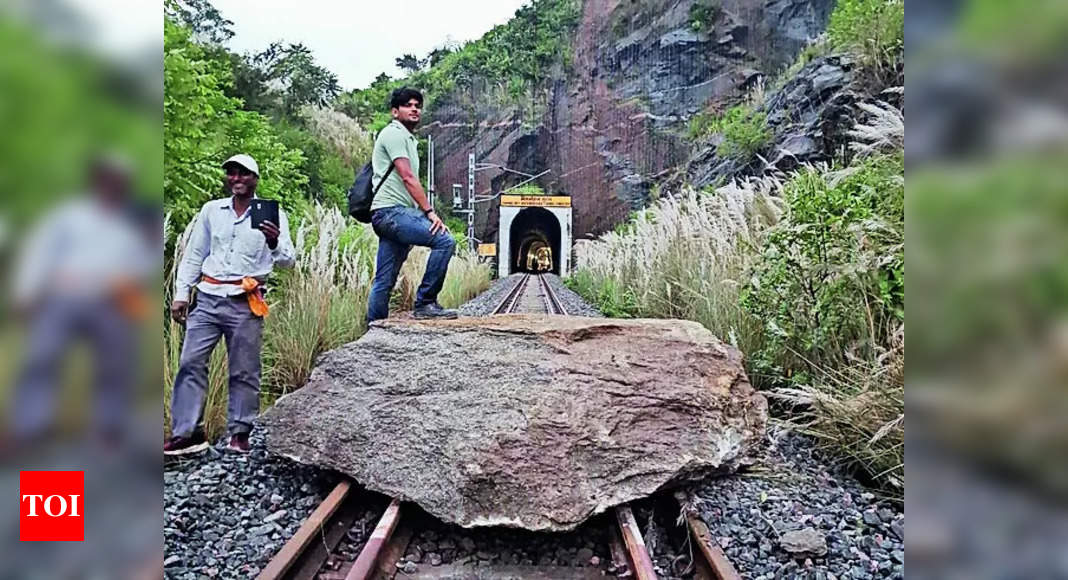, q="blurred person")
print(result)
[366,87,458,322]
[907,0,1068,576]
[165,153,295,456]
[6,153,155,449]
